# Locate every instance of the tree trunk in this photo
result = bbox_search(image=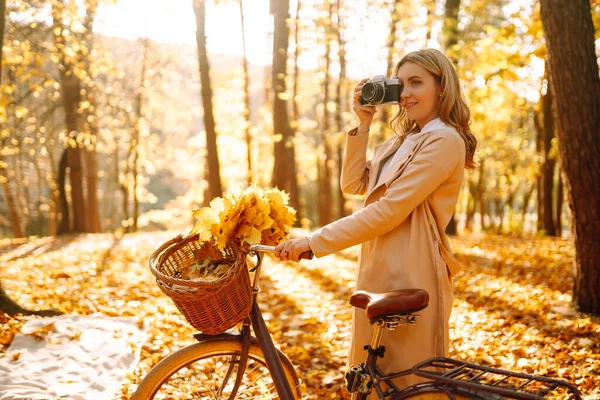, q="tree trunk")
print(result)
[287,0,301,219]
[48,198,57,236]
[107,154,117,231]
[15,138,30,232]
[319,0,334,226]
[464,182,476,232]
[202,157,211,207]
[239,0,253,186]
[118,140,131,232]
[270,0,300,212]
[57,149,70,234]
[555,165,564,236]
[501,178,518,233]
[521,182,535,234]
[44,108,59,236]
[335,0,348,219]
[271,0,291,189]
[534,106,544,232]
[0,139,23,238]
[290,0,304,223]
[120,180,130,233]
[443,0,461,64]
[378,0,401,140]
[6,68,29,233]
[541,62,557,236]
[193,0,223,203]
[44,134,62,236]
[494,175,502,232]
[66,141,86,233]
[82,0,101,233]
[442,0,461,234]
[131,39,149,233]
[33,155,44,235]
[541,0,600,315]
[53,1,87,233]
[84,144,100,232]
[477,160,486,231]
